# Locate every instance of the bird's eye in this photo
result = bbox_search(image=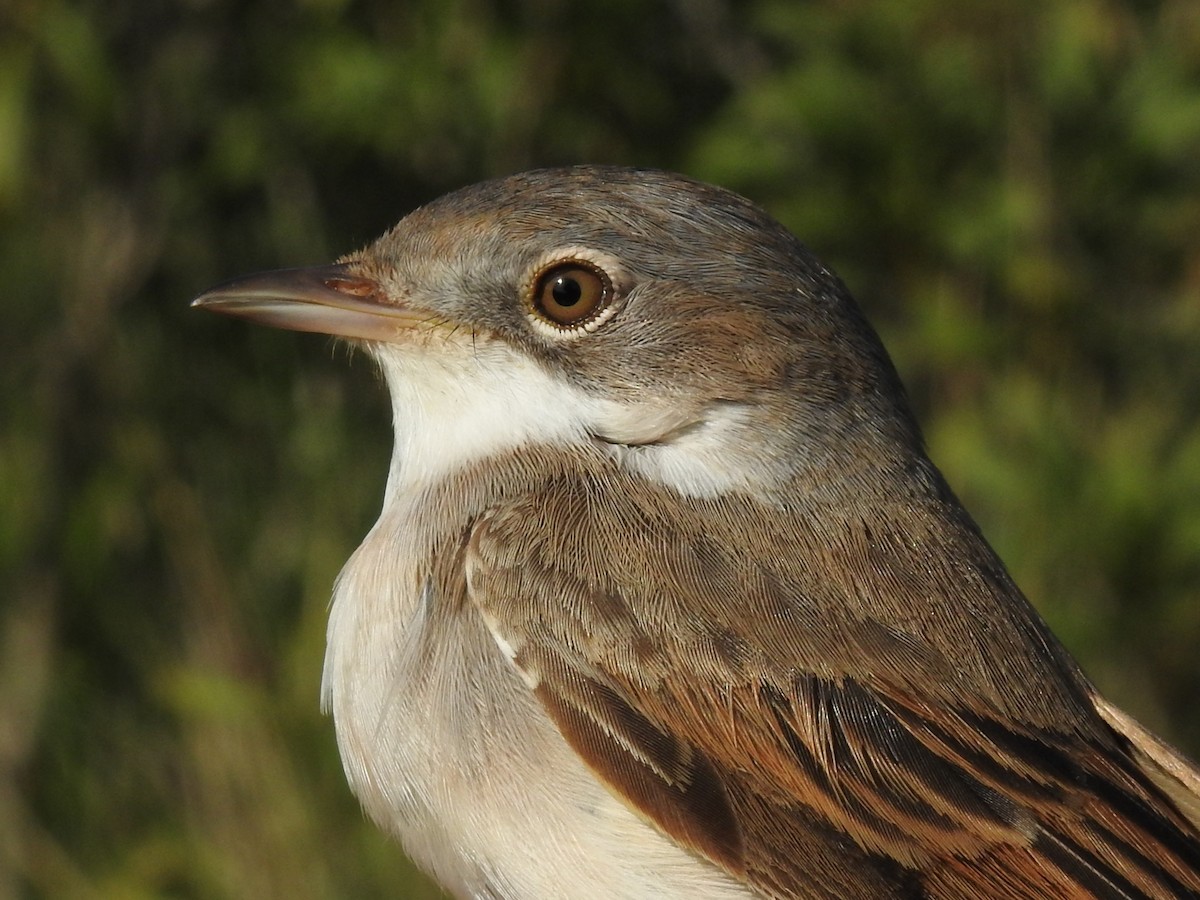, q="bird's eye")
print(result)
[531,262,610,328]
